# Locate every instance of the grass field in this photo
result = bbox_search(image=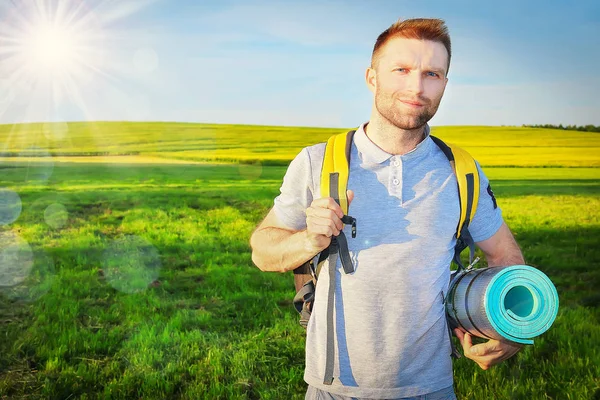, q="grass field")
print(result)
[0,122,599,399]
[2,122,600,167]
